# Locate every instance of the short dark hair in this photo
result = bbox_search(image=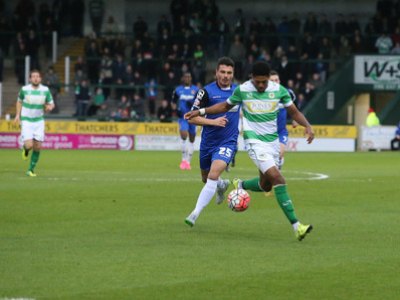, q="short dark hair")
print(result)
[217,56,235,69]
[270,70,279,76]
[252,61,271,76]
[30,69,41,77]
